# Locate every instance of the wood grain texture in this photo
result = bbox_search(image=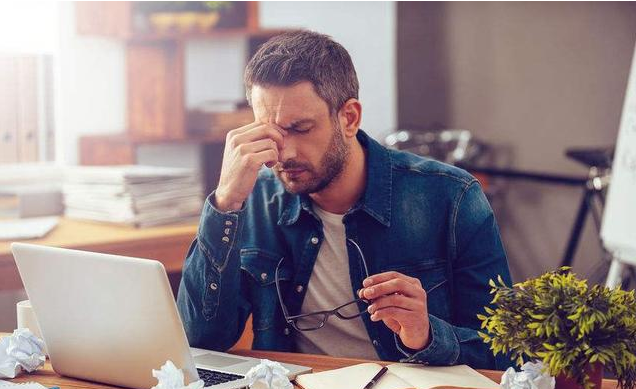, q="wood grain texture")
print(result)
[127,42,185,141]
[0,218,197,291]
[79,135,136,165]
